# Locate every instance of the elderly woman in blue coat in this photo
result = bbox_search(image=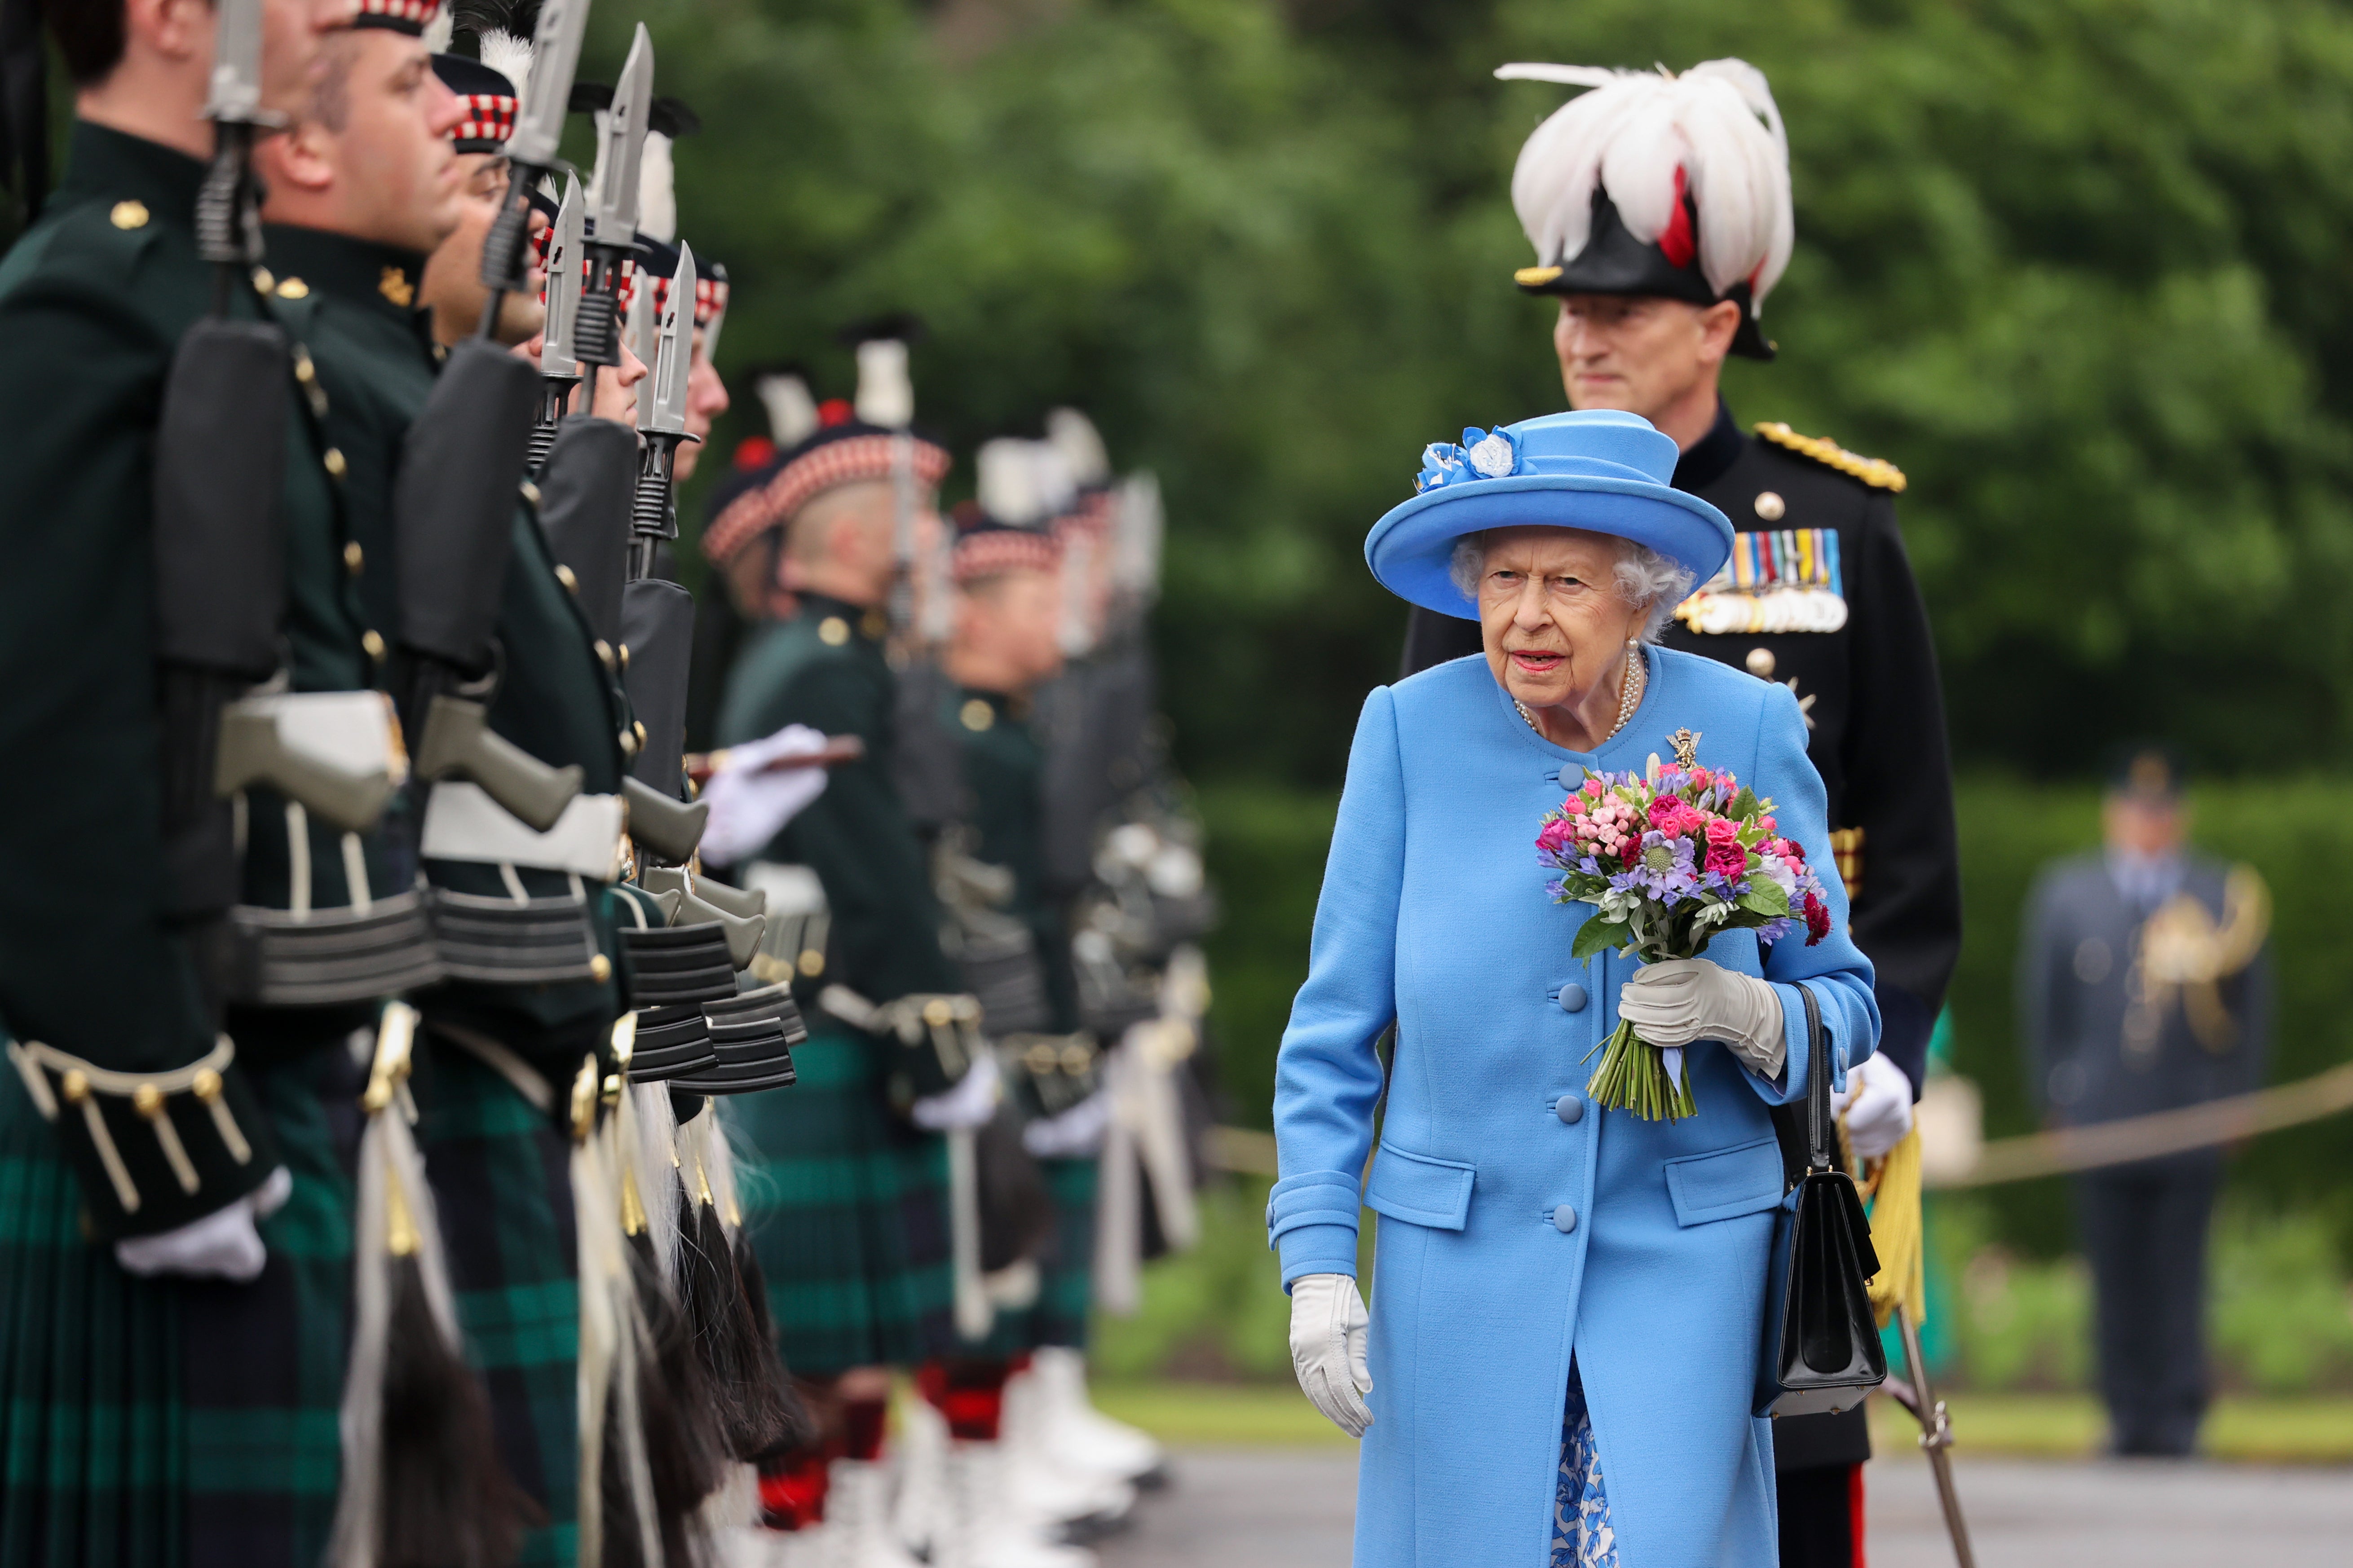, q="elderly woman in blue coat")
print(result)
[1269,409,1879,1568]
